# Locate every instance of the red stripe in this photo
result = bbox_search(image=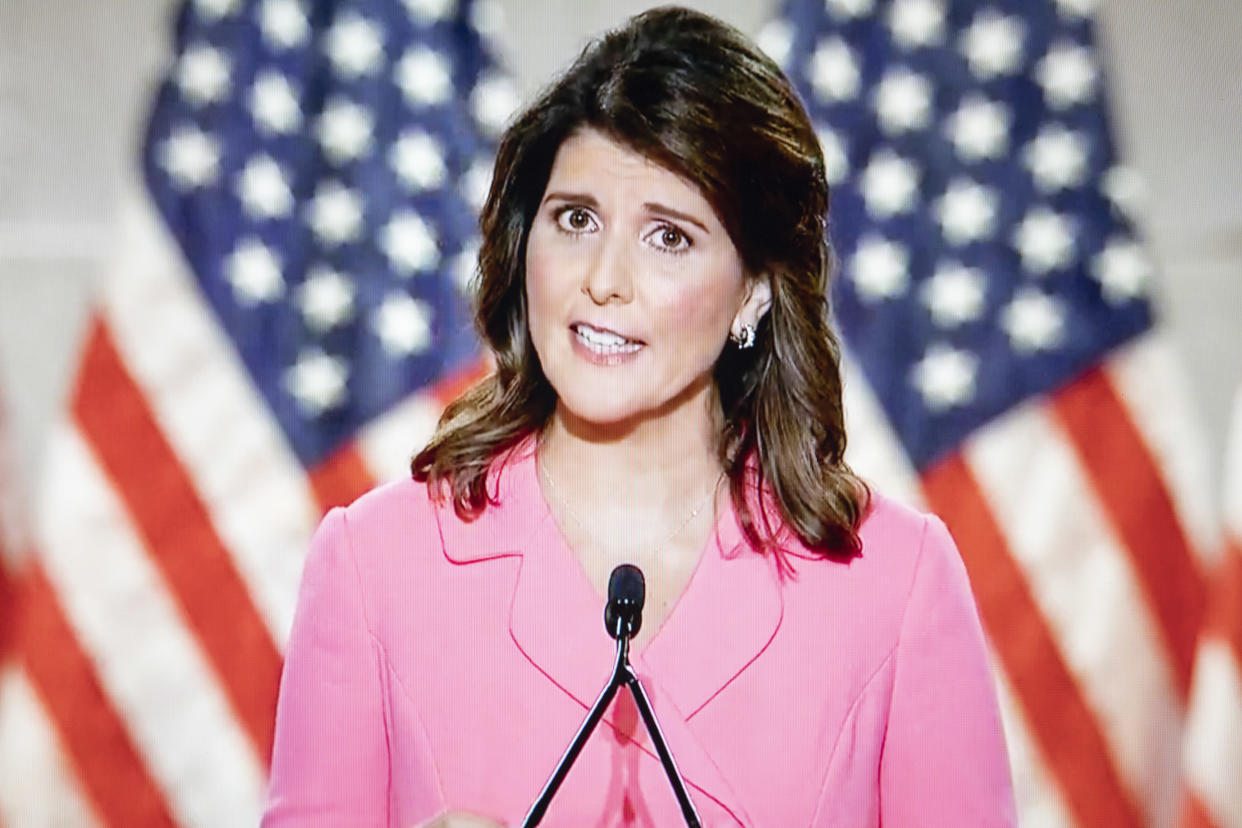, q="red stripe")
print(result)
[431,355,493,407]
[922,454,1143,828]
[71,318,281,764]
[1179,791,1221,828]
[309,443,376,515]
[1051,367,1204,697]
[1204,539,1242,667]
[18,563,177,828]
